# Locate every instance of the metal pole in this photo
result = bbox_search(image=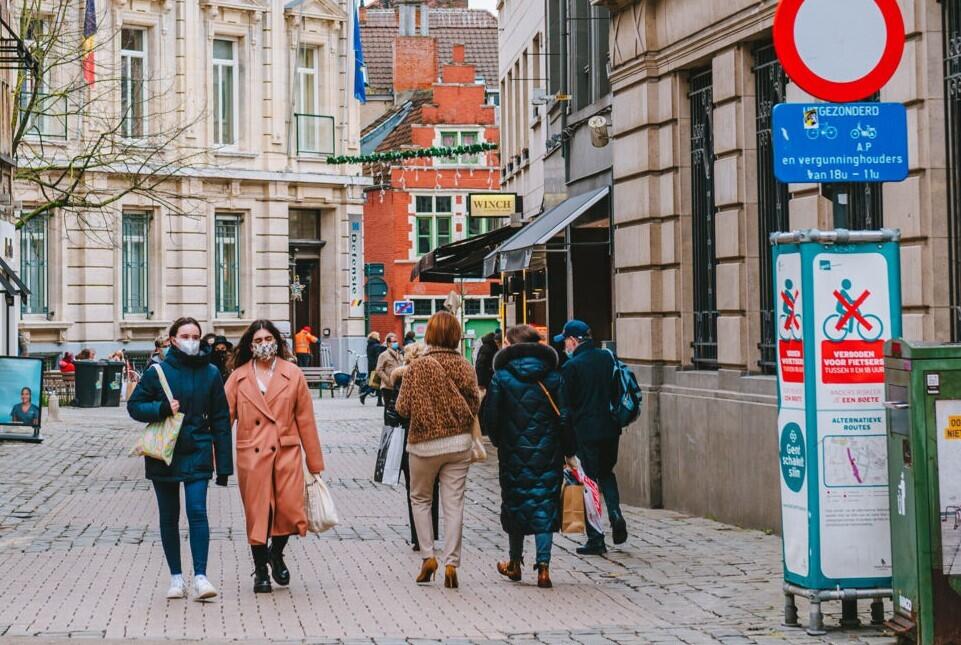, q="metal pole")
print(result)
[783,591,800,628]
